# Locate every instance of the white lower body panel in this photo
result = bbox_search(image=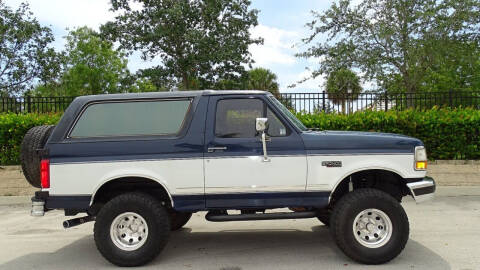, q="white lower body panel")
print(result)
[48,159,204,198]
[306,154,426,192]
